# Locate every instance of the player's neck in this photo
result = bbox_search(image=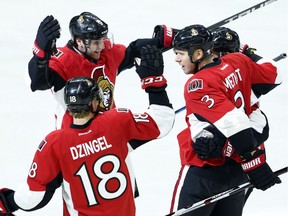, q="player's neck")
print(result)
[199,55,214,70]
[73,113,94,125]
